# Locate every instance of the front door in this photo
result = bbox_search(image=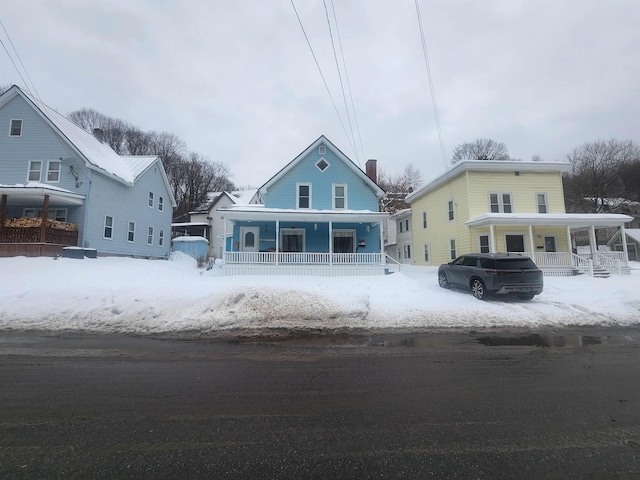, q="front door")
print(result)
[505,234,525,252]
[240,226,260,252]
[544,236,557,252]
